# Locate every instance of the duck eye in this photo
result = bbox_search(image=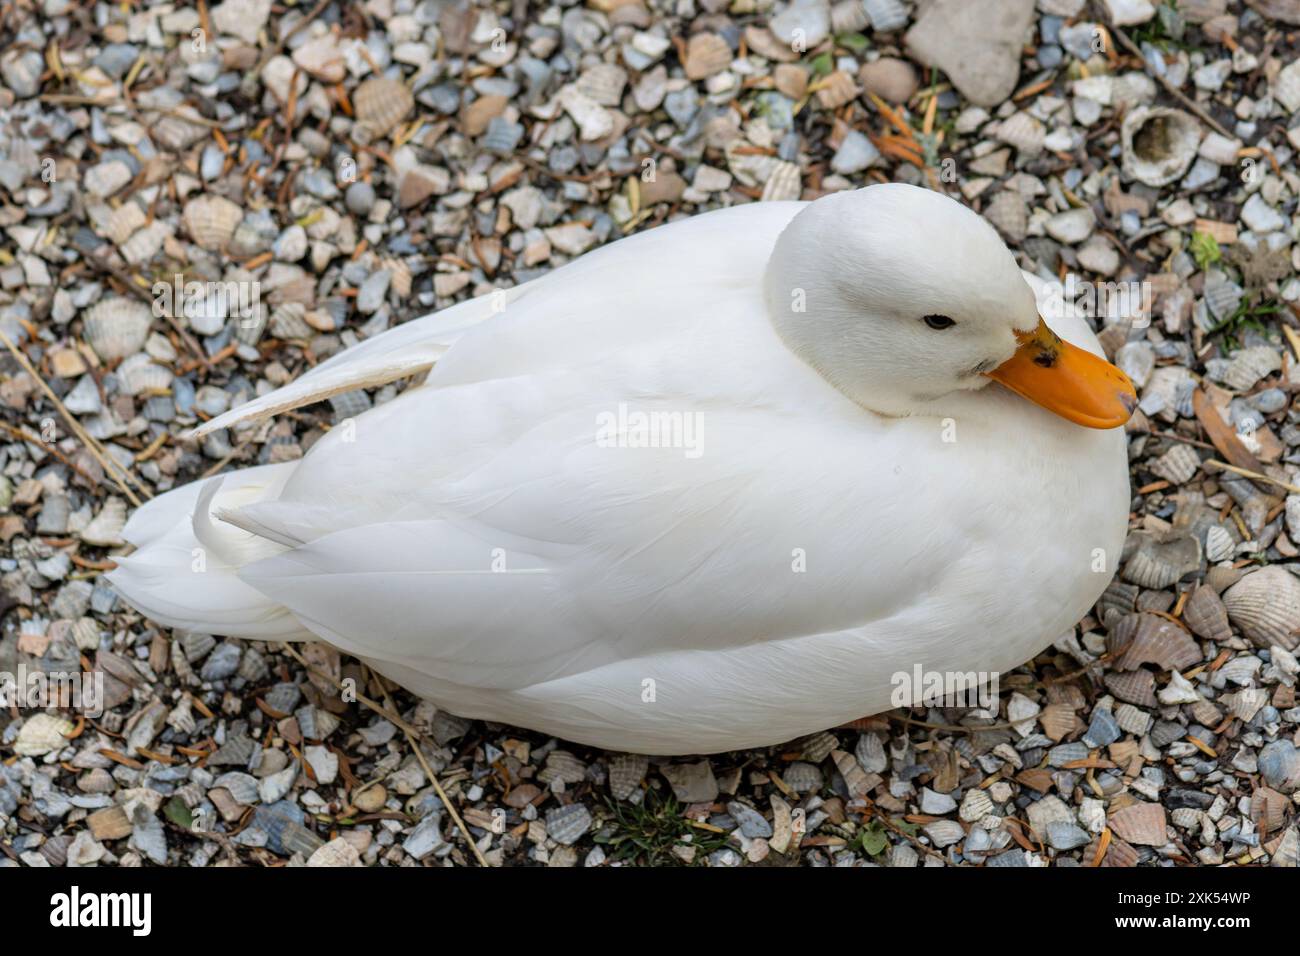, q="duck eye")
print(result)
[923,314,955,330]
